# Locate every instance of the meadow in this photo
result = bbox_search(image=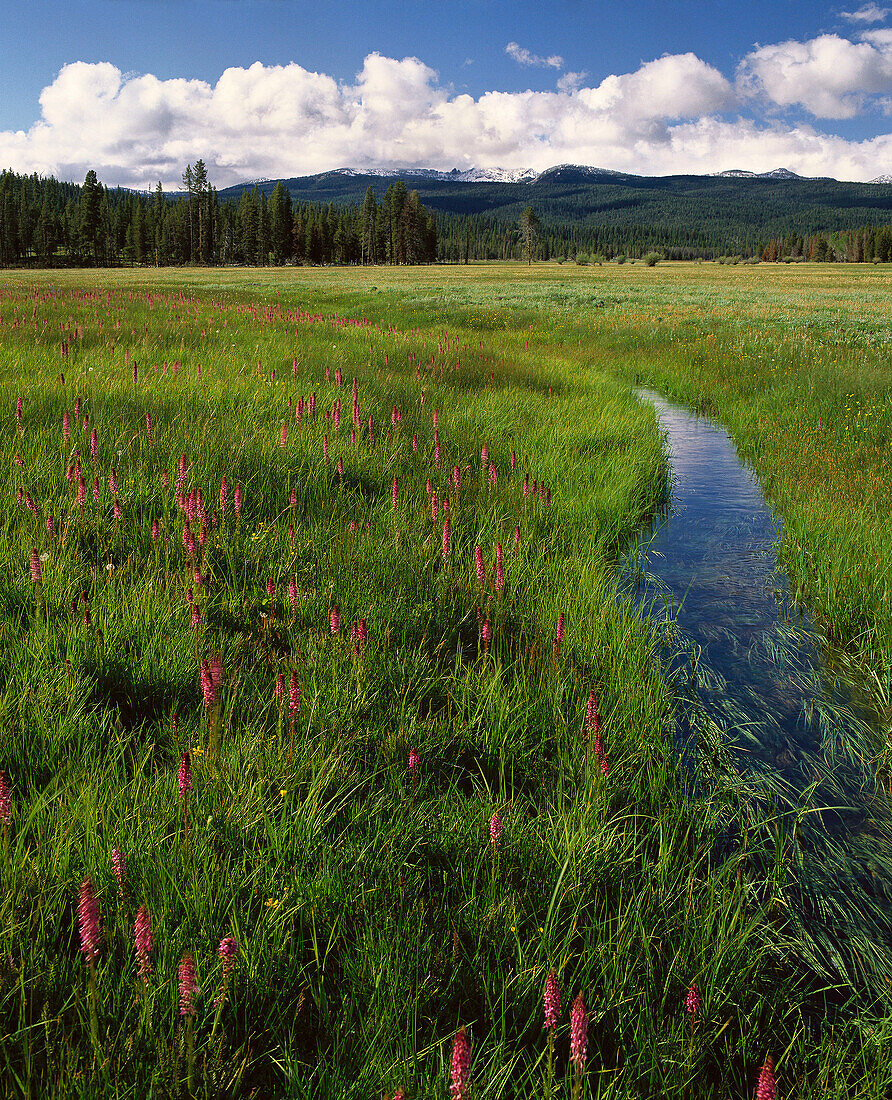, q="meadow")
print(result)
[1,262,891,1098]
